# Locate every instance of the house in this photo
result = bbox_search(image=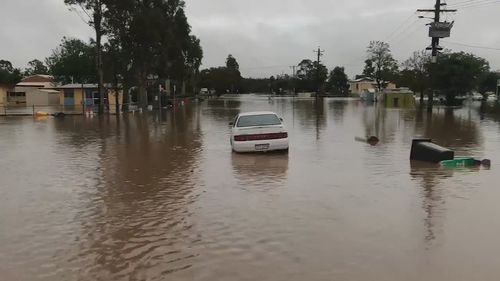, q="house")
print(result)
[57,84,123,108]
[349,77,396,95]
[0,84,14,106]
[8,75,60,106]
[377,88,415,108]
